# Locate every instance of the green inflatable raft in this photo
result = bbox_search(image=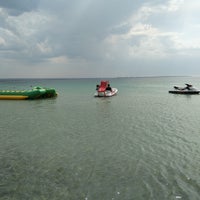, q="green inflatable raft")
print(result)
[0,86,57,100]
